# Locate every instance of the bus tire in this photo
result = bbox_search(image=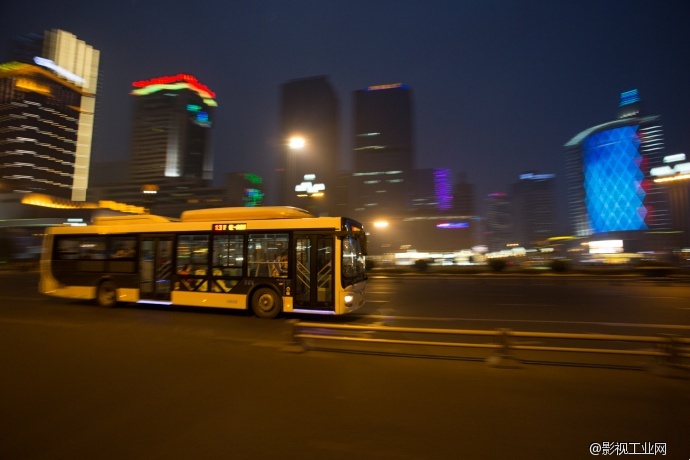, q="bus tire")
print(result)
[96,280,117,308]
[251,287,282,319]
